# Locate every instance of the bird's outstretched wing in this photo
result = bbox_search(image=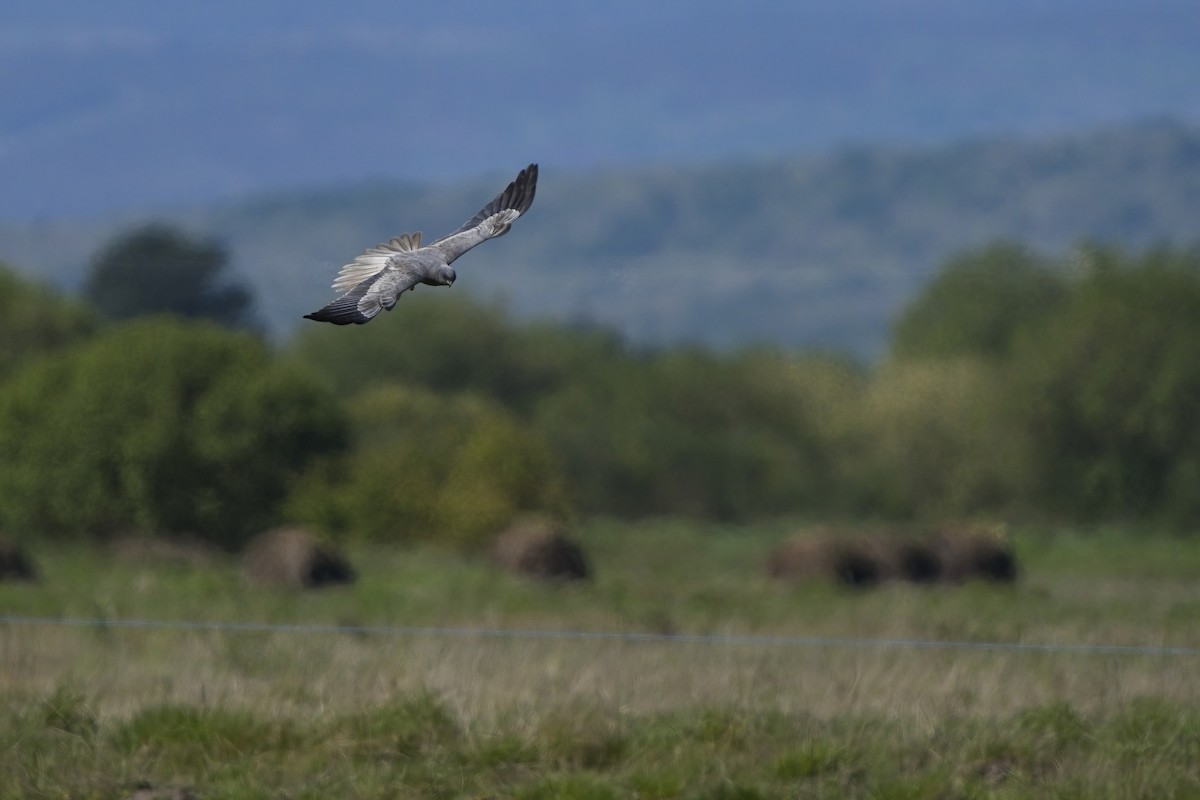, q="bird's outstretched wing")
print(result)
[331,232,422,292]
[303,265,421,325]
[431,163,538,264]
